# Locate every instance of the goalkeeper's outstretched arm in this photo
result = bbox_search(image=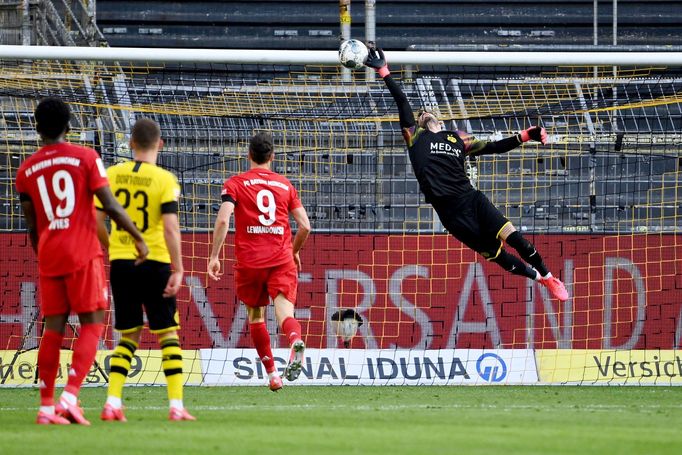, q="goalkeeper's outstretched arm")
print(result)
[465,126,548,157]
[364,44,416,139]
